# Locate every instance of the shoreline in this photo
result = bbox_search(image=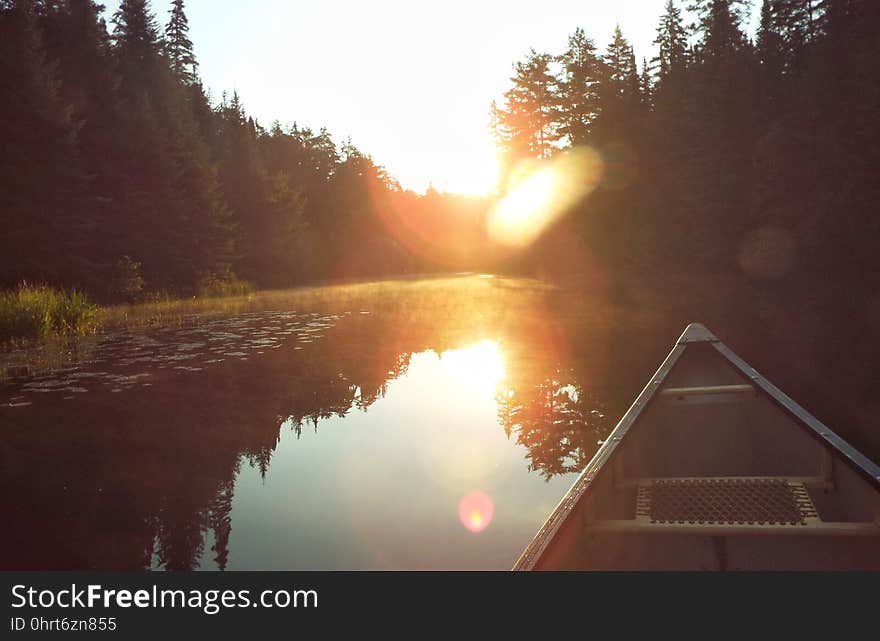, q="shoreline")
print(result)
[0,274,554,380]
